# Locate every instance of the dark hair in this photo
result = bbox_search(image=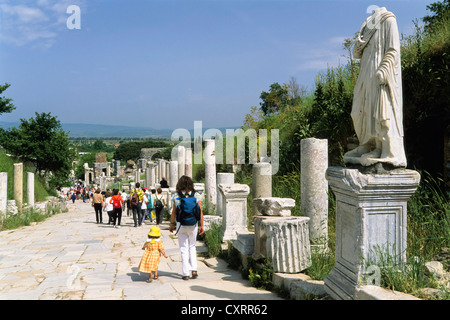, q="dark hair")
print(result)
[176,176,195,195]
[151,189,156,194]
[136,182,140,188]
[106,191,112,197]
[95,188,101,193]
[113,189,119,195]
[157,188,162,193]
